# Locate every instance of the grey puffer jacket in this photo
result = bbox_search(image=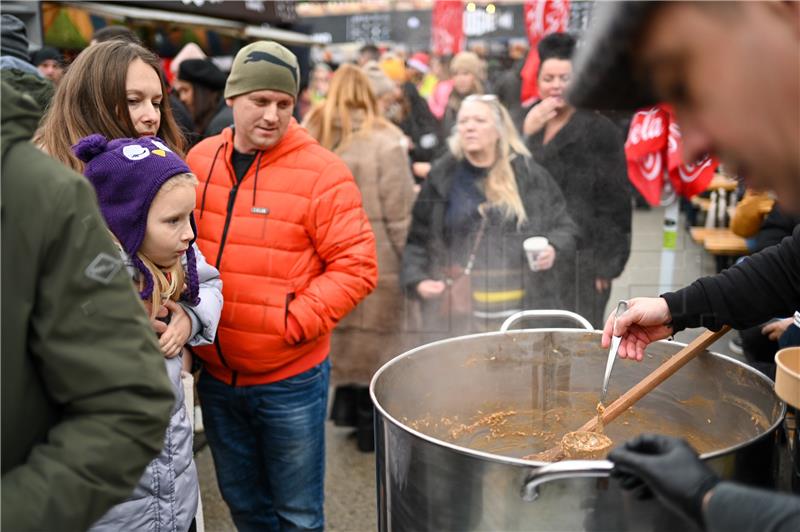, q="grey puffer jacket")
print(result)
[89,247,208,532]
[89,354,198,532]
